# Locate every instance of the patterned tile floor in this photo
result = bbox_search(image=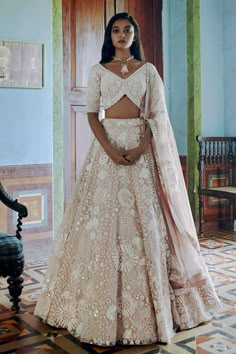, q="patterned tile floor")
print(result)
[1,229,236,353]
